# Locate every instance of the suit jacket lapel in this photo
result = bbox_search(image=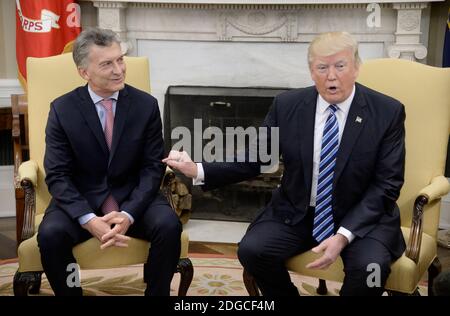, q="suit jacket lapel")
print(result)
[109,86,130,164]
[333,83,367,186]
[298,89,318,197]
[77,86,109,155]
